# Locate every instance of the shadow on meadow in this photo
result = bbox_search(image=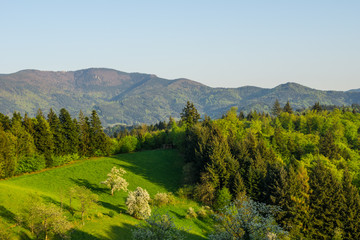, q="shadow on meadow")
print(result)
[0,205,17,223]
[70,178,108,195]
[110,150,183,193]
